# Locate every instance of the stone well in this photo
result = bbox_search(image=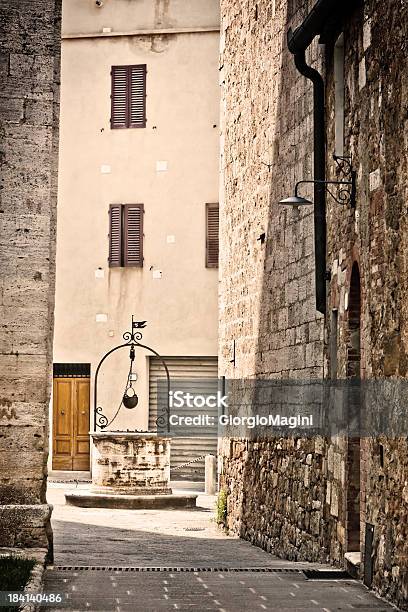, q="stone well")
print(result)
[65,431,198,509]
[91,432,172,495]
